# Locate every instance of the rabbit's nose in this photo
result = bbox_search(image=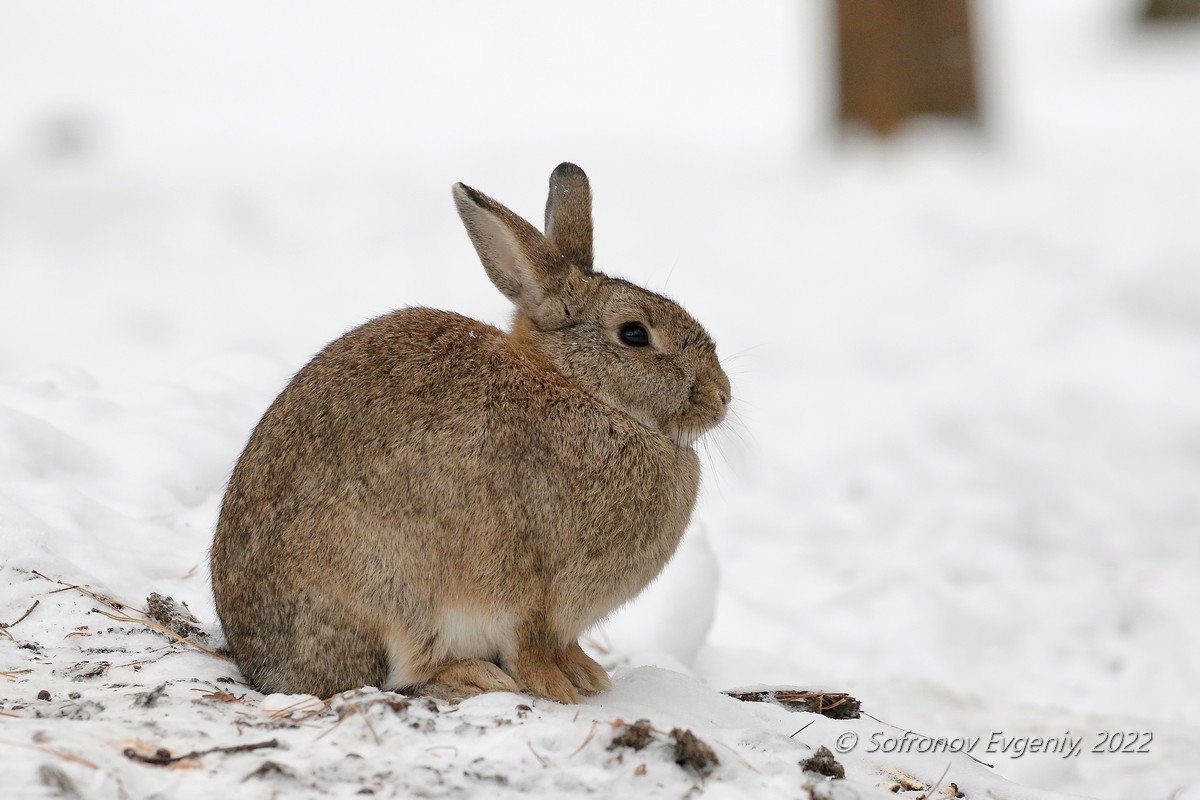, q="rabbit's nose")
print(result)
[715,371,731,407]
